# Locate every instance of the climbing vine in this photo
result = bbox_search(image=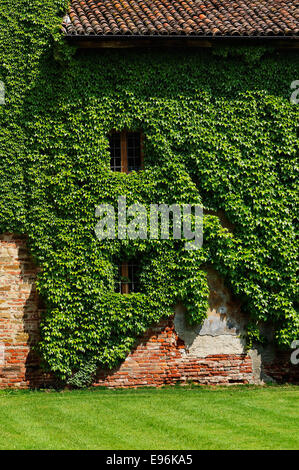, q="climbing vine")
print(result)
[0,1,298,382]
